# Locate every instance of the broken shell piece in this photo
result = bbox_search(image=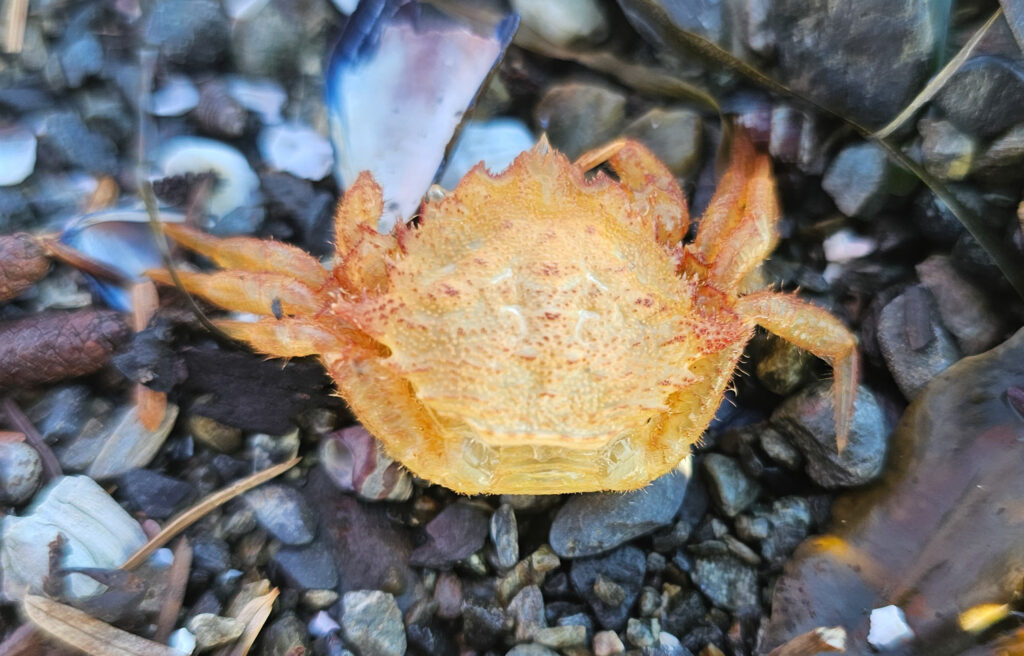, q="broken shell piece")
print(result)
[867,605,915,651]
[259,124,334,181]
[326,0,518,232]
[156,136,260,219]
[86,403,179,480]
[320,425,412,502]
[0,475,147,601]
[0,125,37,186]
[149,75,200,117]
